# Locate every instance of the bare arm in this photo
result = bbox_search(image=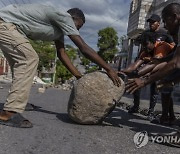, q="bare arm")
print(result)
[68,35,121,86]
[121,59,144,74]
[55,40,82,79]
[137,63,156,77]
[126,46,180,93]
[144,46,180,85]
